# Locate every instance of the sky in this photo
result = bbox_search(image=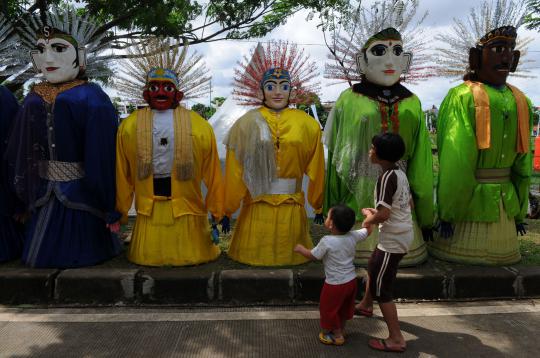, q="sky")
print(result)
[177,0,540,110]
